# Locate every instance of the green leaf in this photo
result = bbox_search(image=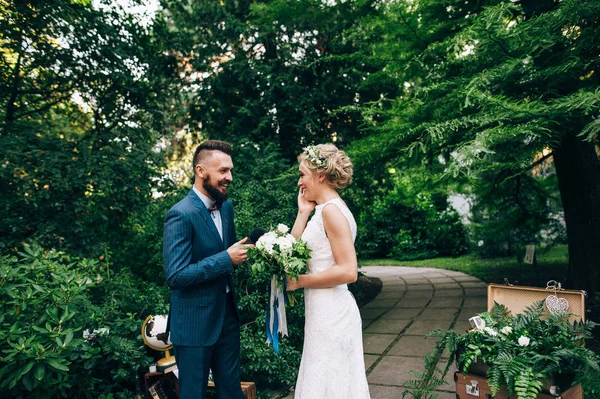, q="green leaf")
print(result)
[34,364,45,381]
[47,359,69,372]
[64,331,73,346]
